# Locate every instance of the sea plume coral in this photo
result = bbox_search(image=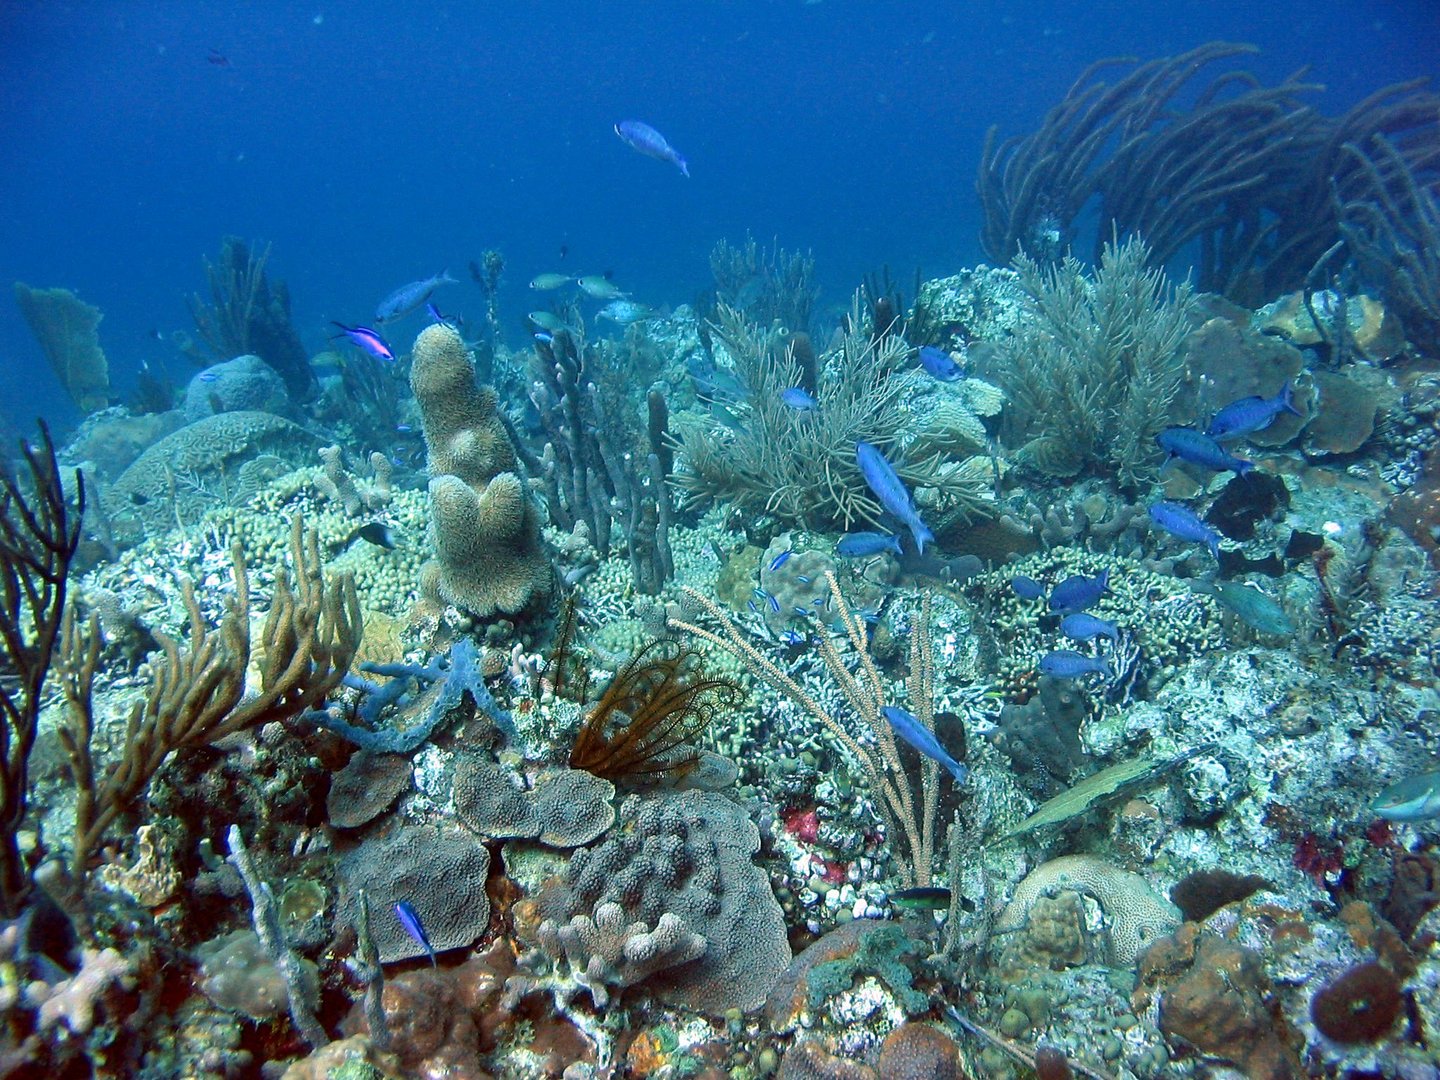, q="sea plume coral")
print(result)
[987,235,1196,489]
